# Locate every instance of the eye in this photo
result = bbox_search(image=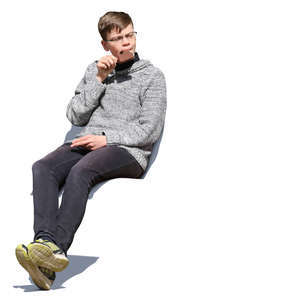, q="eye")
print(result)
[111,36,122,42]
[126,32,135,38]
